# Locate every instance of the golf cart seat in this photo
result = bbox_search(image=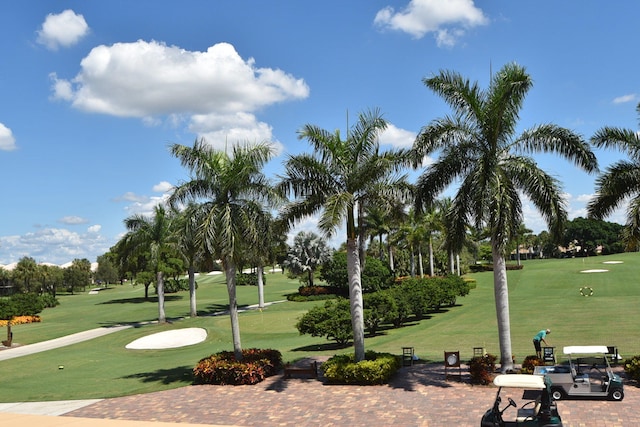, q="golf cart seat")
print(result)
[516,396,542,422]
[572,367,589,383]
